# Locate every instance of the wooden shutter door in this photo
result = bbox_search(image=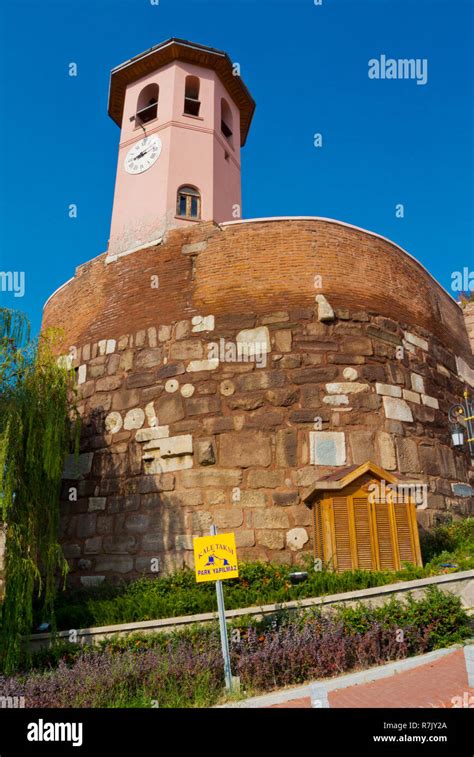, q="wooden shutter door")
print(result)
[313,500,324,562]
[332,497,353,571]
[352,497,376,569]
[373,501,396,569]
[394,502,416,566]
